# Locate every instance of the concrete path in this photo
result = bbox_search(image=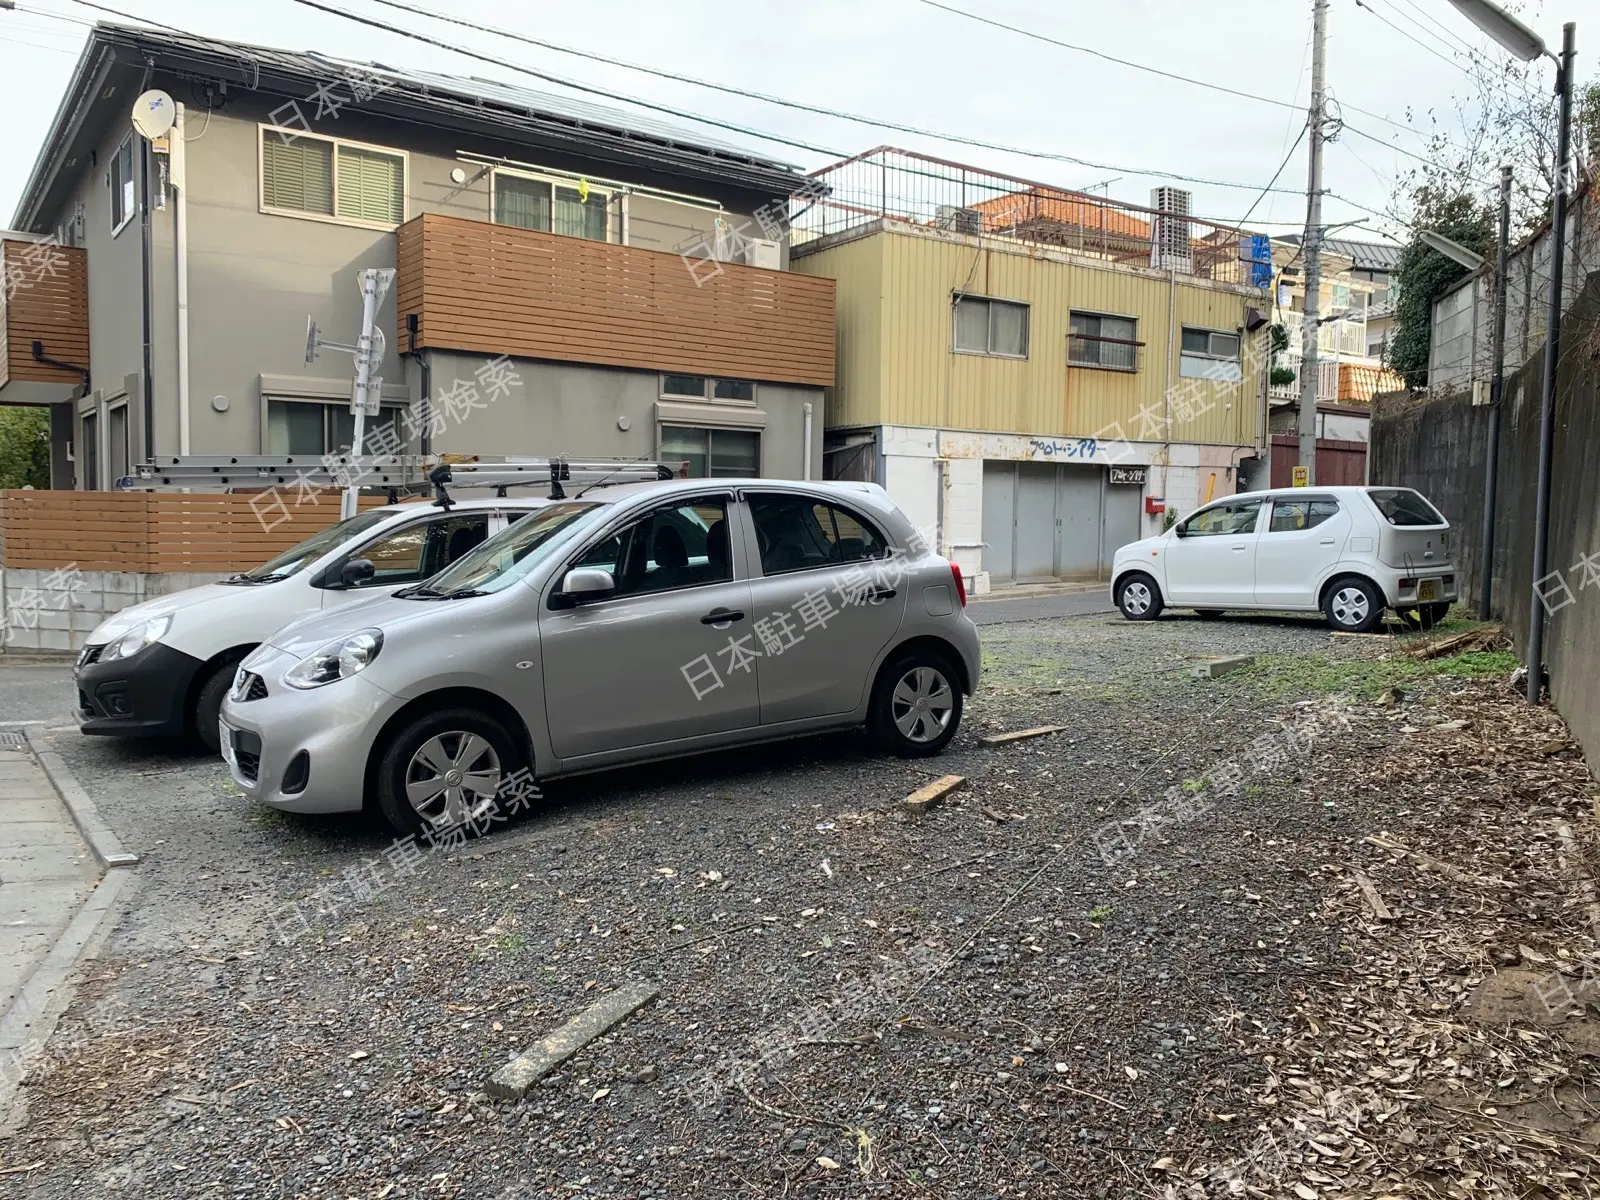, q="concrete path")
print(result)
[0,741,97,1024]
